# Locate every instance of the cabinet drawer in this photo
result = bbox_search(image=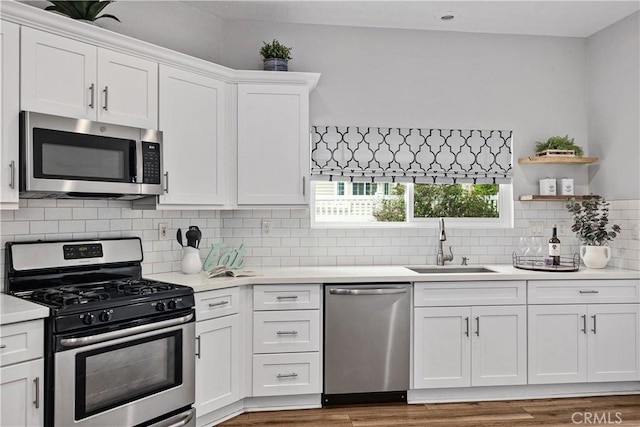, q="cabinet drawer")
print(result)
[414,281,526,307]
[253,310,320,354]
[252,352,320,397]
[528,280,640,304]
[253,284,320,310]
[195,287,240,321]
[0,320,44,367]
